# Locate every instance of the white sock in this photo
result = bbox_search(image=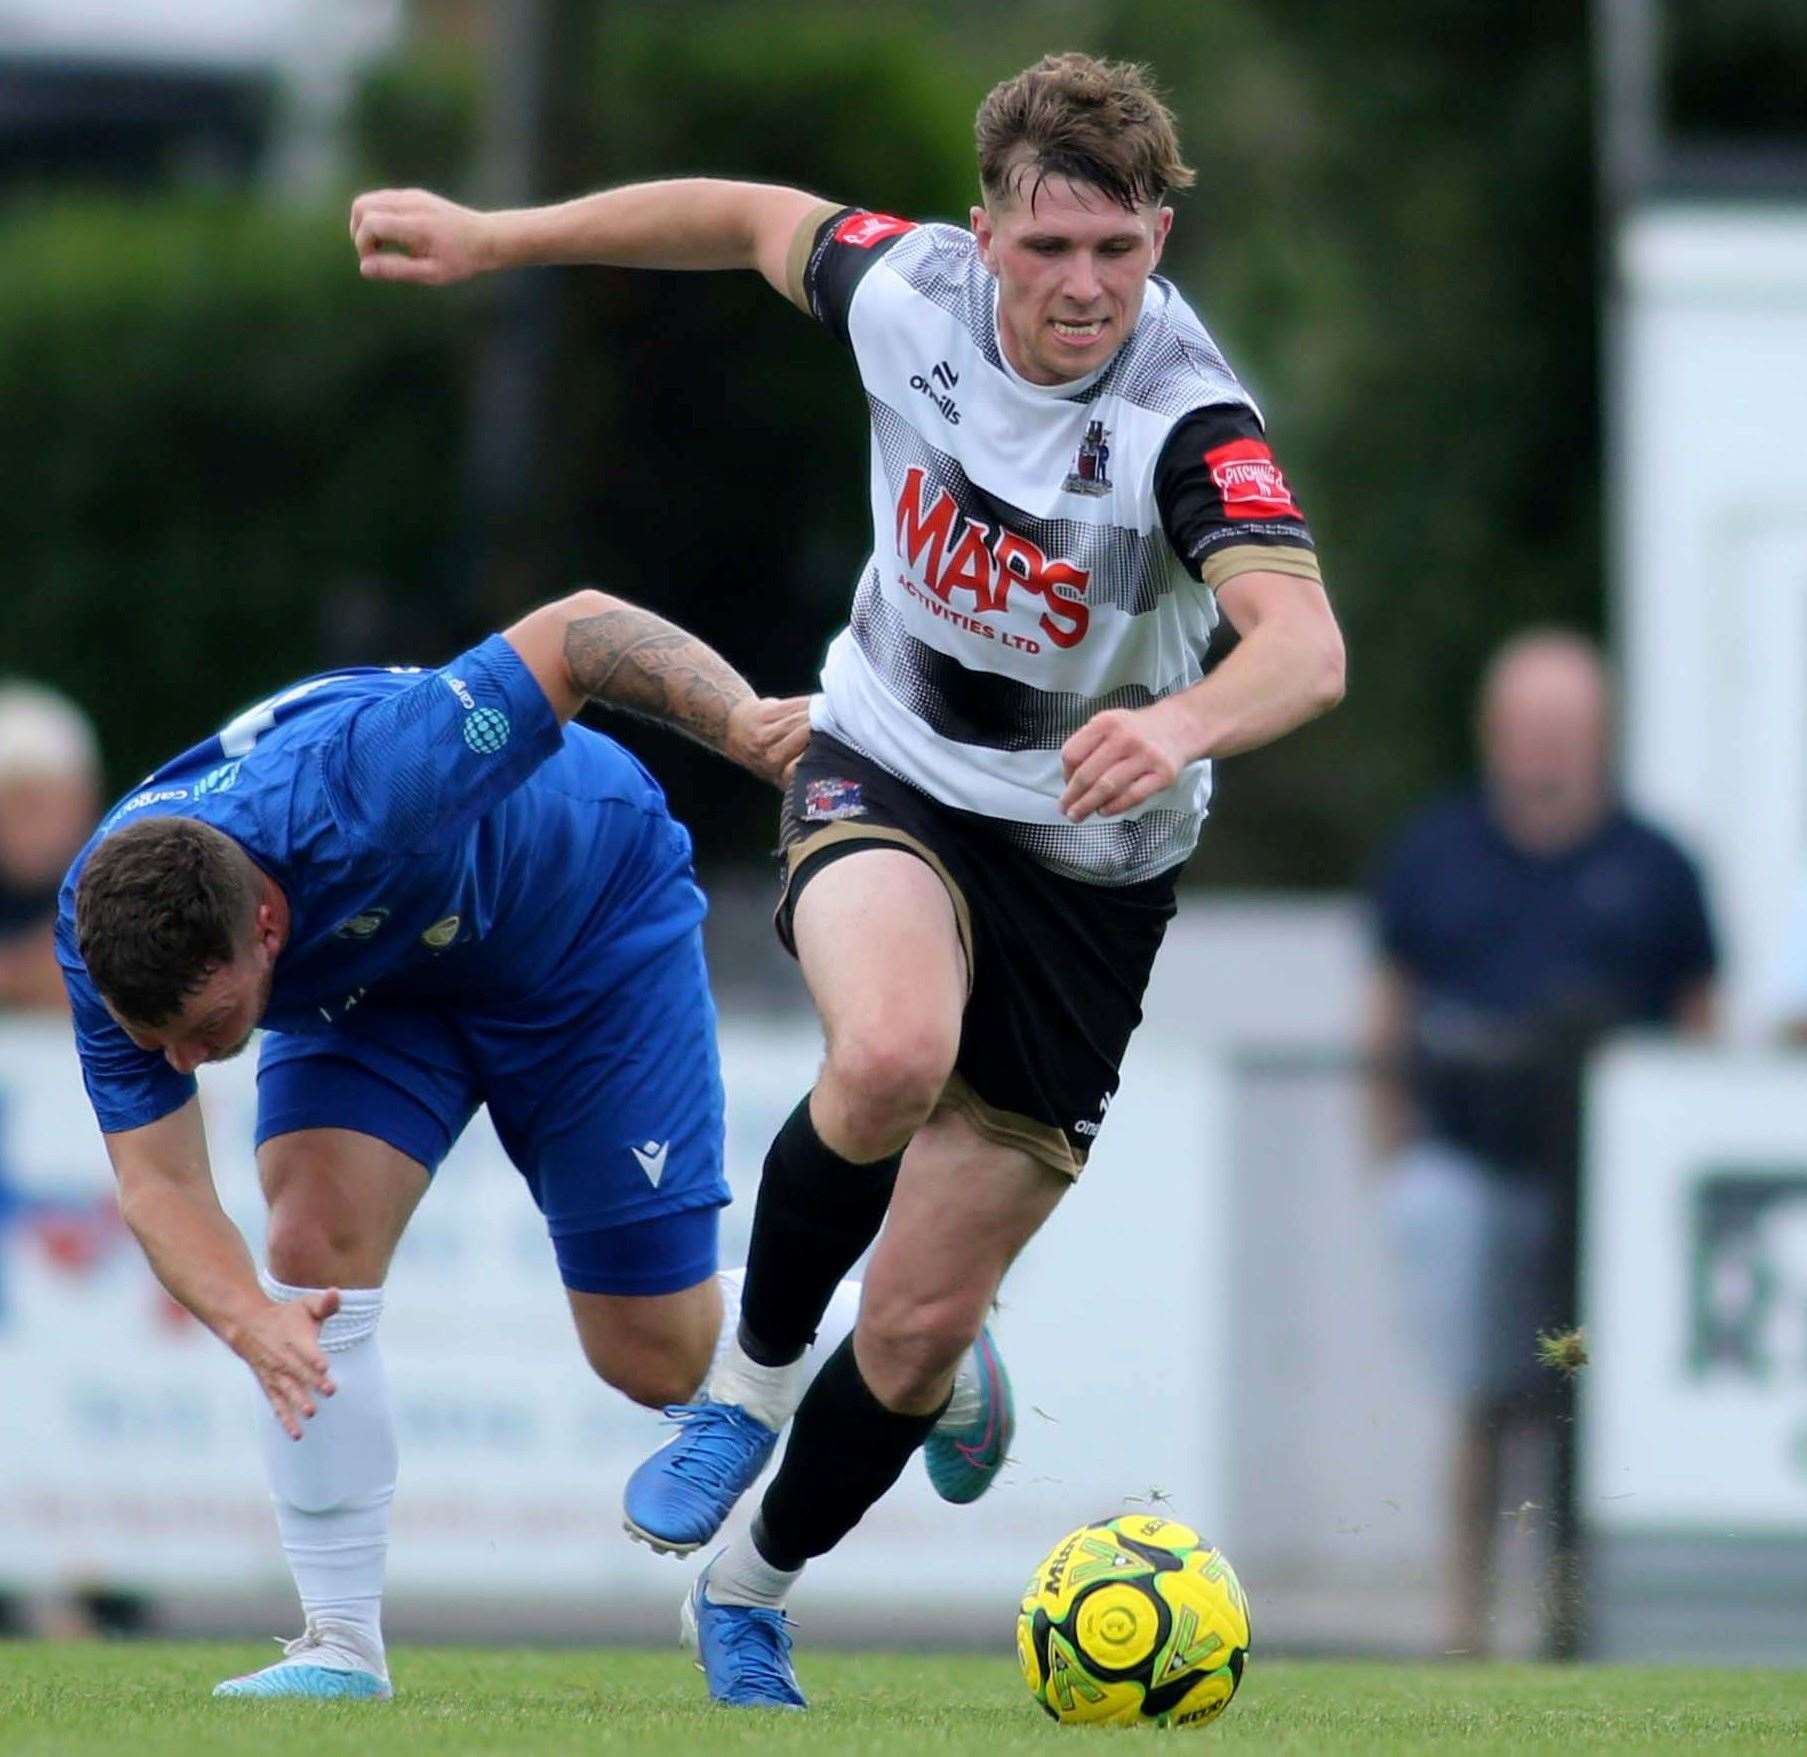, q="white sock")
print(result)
[710,1269,975,1435]
[257,1272,394,1675]
[705,1268,866,1431]
[705,1527,804,1610]
[705,1302,807,1432]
